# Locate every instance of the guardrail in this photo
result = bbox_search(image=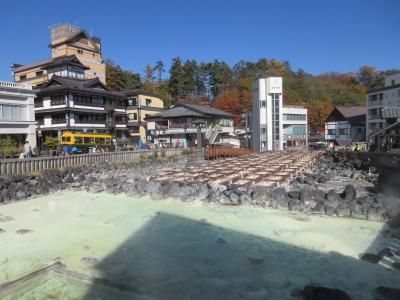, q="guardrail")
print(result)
[205,147,252,160]
[0,148,203,176]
